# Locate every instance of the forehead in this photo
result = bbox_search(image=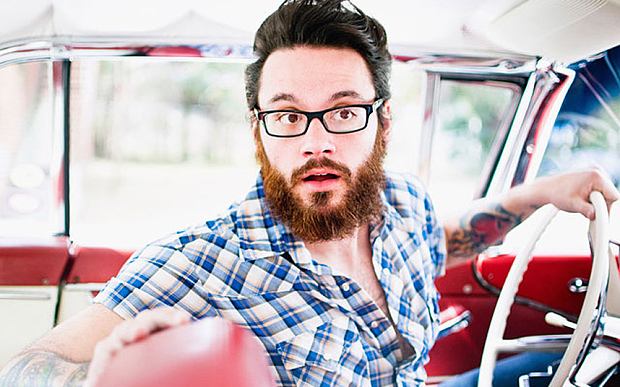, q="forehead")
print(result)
[258,46,375,108]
